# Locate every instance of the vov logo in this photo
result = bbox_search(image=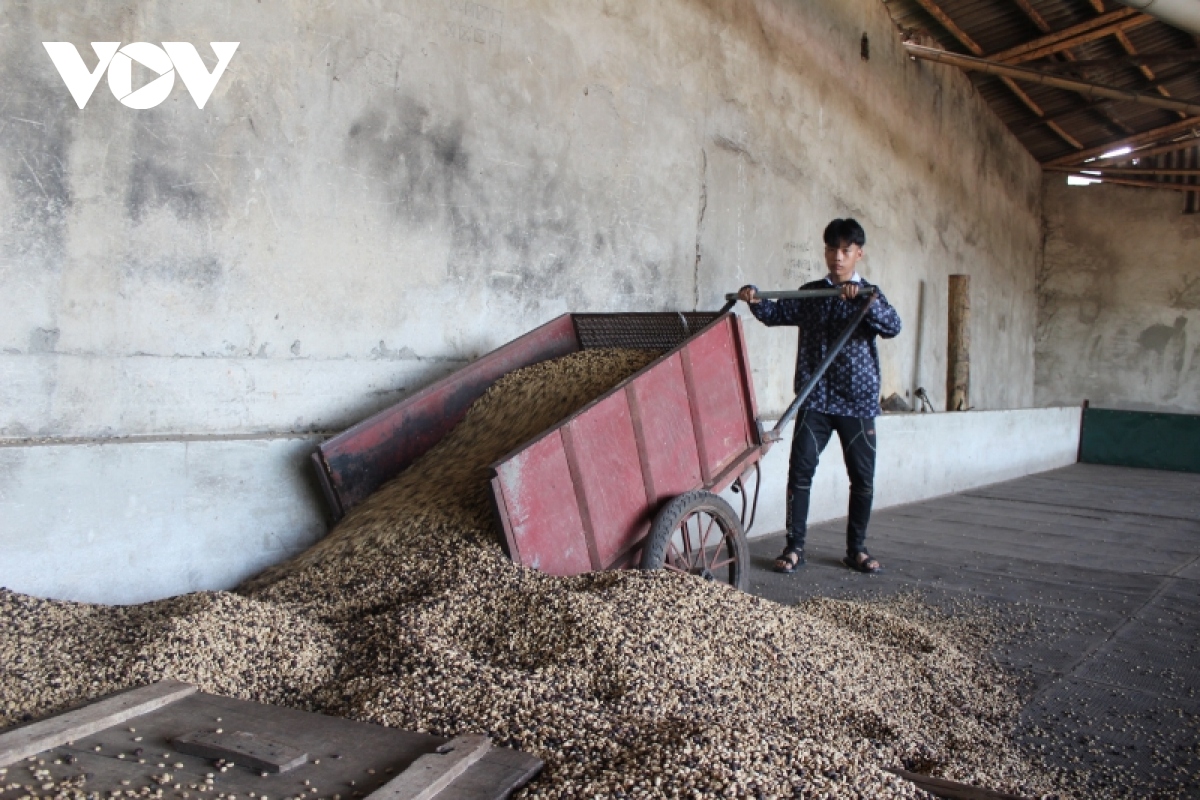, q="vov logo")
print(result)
[43,42,239,109]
